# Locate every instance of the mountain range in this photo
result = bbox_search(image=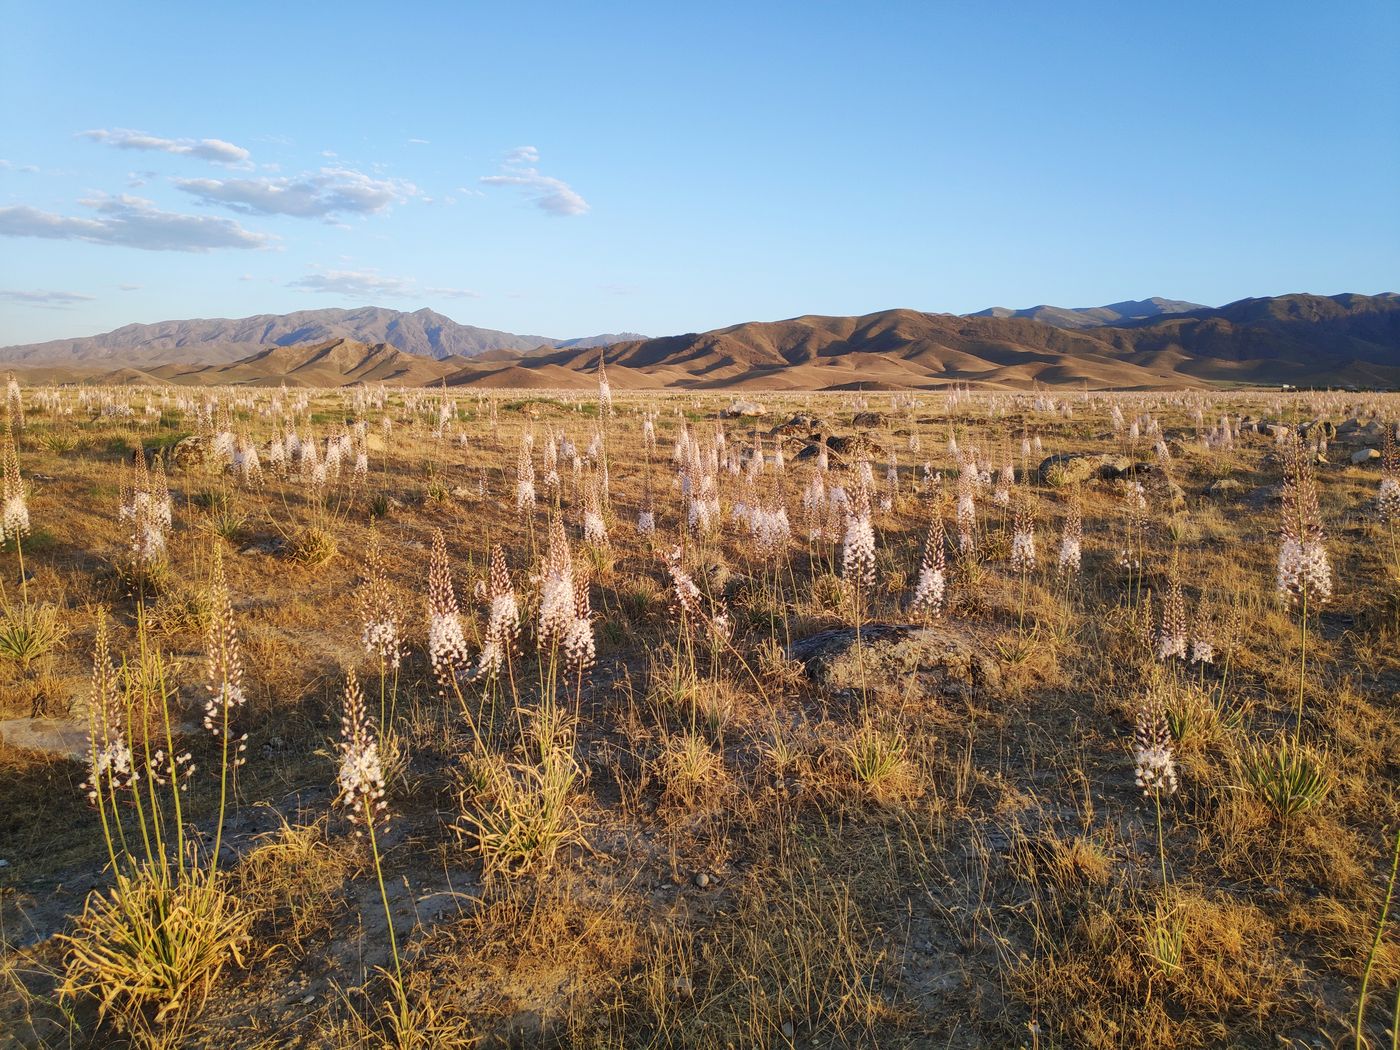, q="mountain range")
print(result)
[3,293,1397,390]
[0,306,644,366]
[966,296,1207,329]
